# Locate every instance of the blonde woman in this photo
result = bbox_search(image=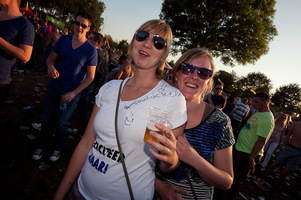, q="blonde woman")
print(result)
[155,48,234,200]
[54,19,187,200]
